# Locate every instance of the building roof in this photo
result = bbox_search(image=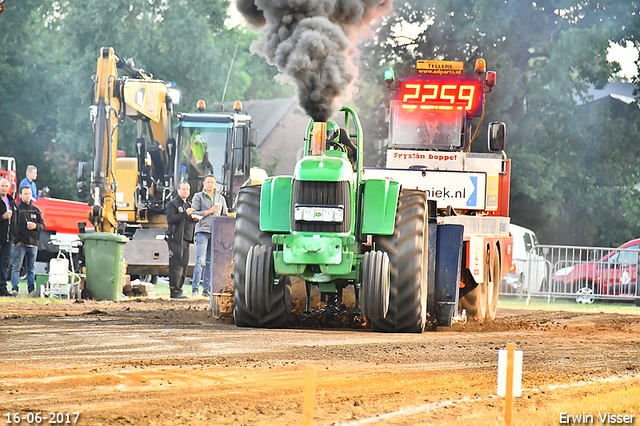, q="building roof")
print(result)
[224,98,298,147]
[583,82,637,105]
